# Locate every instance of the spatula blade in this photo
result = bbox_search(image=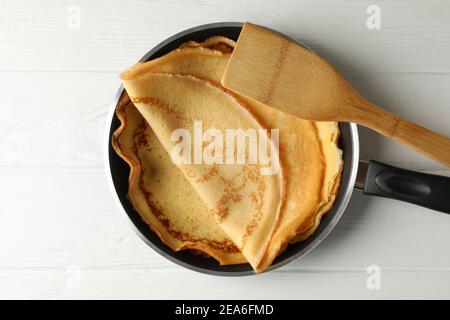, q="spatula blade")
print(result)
[221,22,339,121]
